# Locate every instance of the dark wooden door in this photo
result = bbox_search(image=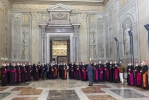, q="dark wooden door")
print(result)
[67,40,70,63]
